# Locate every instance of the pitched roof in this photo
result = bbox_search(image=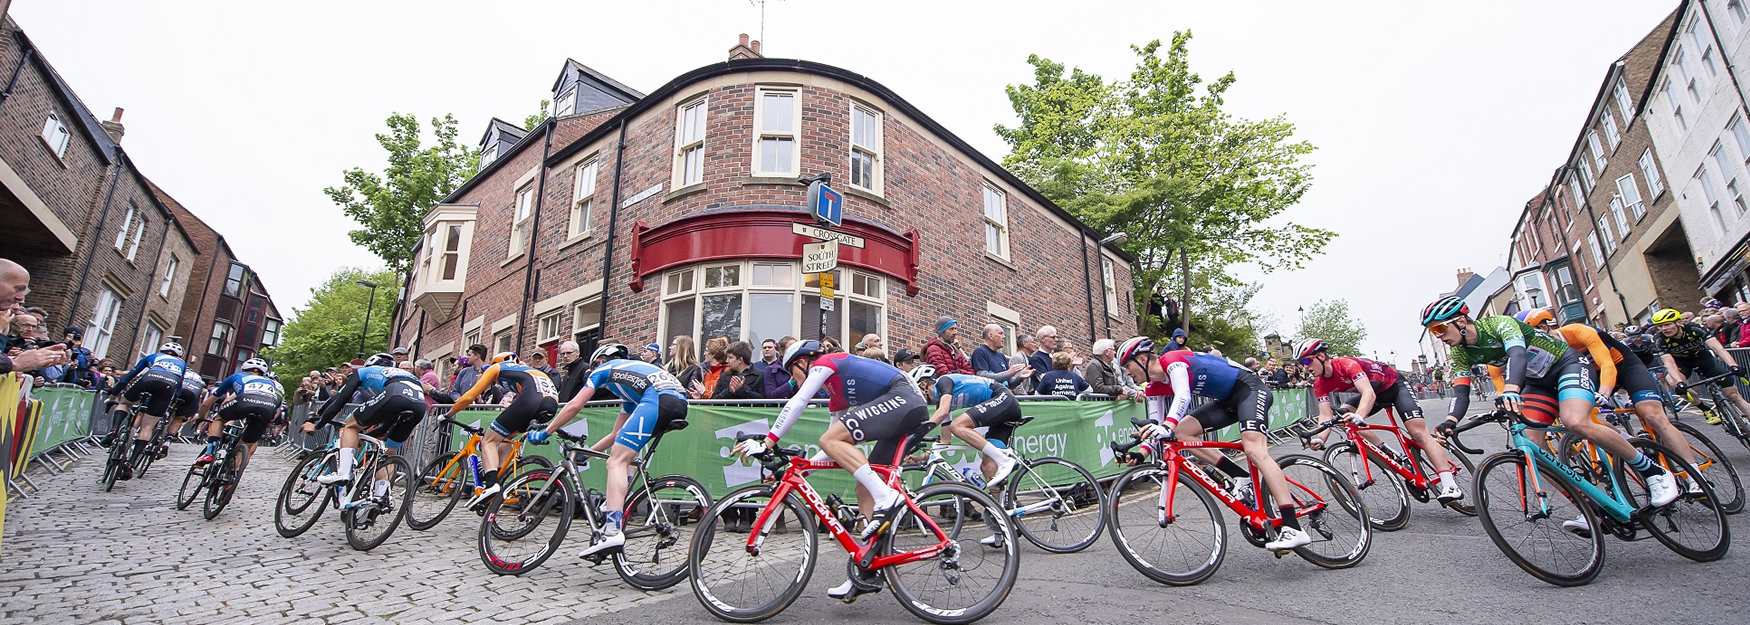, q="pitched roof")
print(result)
[551,59,645,101]
[478,117,527,147]
[9,22,118,163]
